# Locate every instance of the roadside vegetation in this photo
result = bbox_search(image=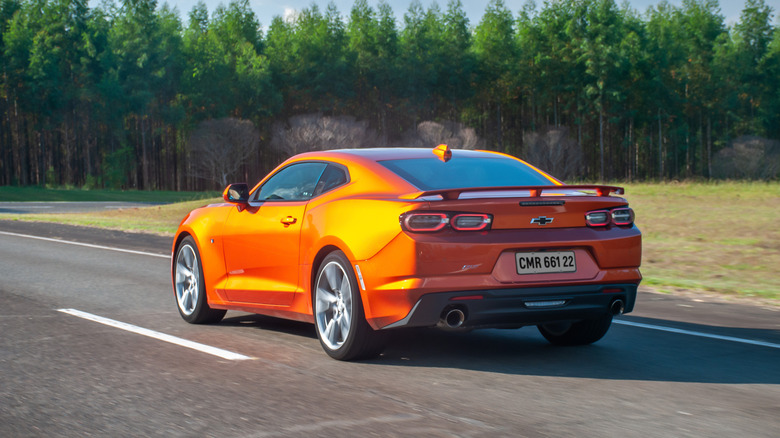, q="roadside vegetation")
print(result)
[0,197,221,234]
[625,182,780,299]
[0,186,219,203]
[1,182,777,302]
[626,181,779,302]
[2,0,779,190]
